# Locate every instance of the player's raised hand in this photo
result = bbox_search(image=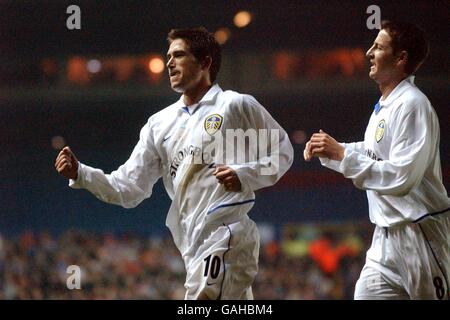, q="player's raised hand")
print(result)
[213,166,242,192]
[55,146,79,180]
[309,129,345,161]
